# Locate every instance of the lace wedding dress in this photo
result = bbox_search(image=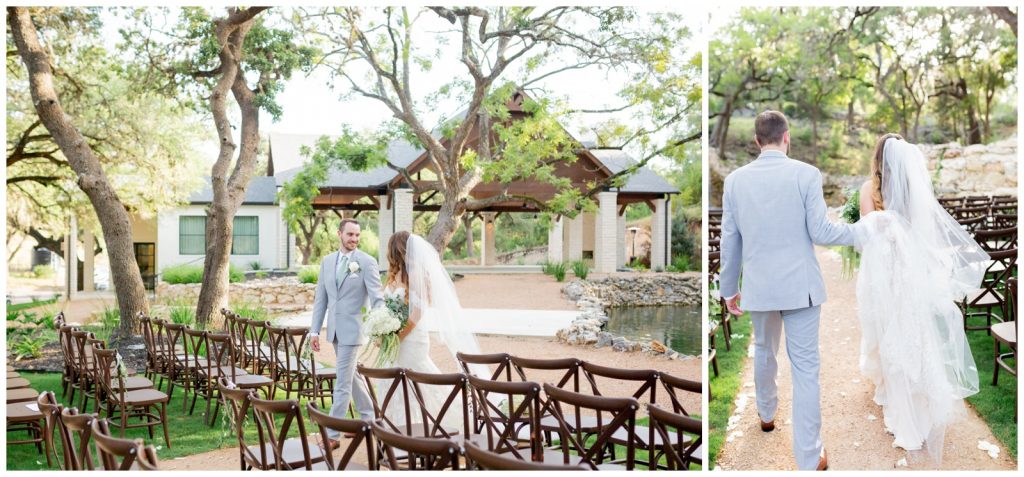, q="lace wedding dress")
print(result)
[853,138,988,463]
